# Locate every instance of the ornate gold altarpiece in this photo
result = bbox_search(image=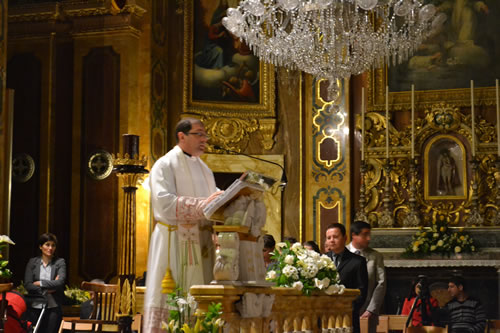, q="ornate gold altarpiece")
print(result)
[357,102,500,227]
